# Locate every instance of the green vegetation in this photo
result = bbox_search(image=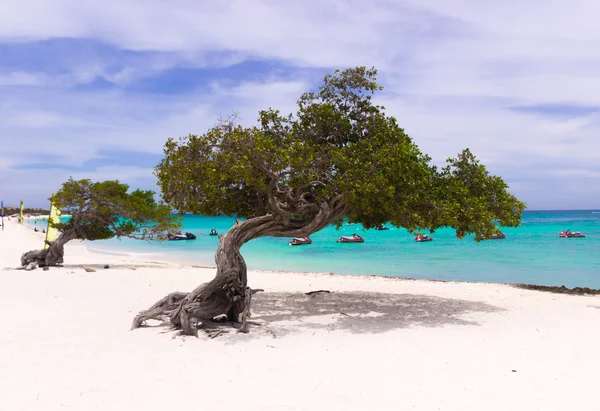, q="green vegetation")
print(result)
[51,178,180,241]
[157,66,524,240]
